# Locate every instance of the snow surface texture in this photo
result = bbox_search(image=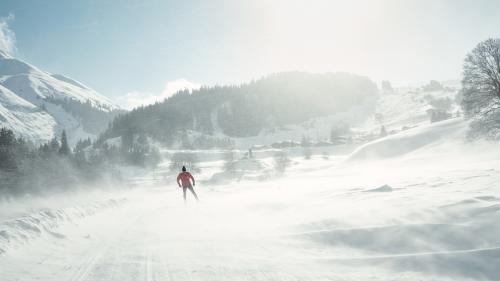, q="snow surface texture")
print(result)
[1,118,500,280]
[0,51,118,143]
